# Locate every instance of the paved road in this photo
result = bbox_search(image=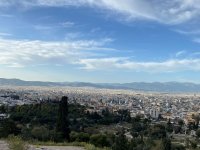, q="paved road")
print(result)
[29,145,85,150]
[0,140,9,150]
